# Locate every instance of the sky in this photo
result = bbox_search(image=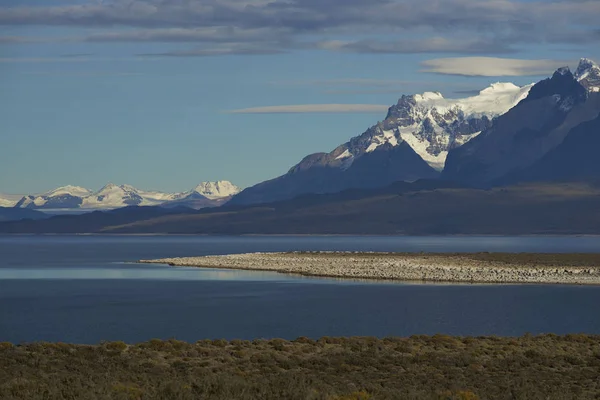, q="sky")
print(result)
[1,0,599,194]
